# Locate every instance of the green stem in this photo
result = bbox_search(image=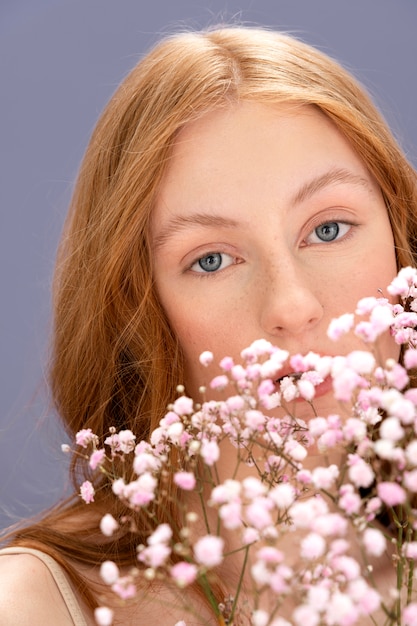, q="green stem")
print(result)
[229,545,250,623]
[198,572,222,618]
